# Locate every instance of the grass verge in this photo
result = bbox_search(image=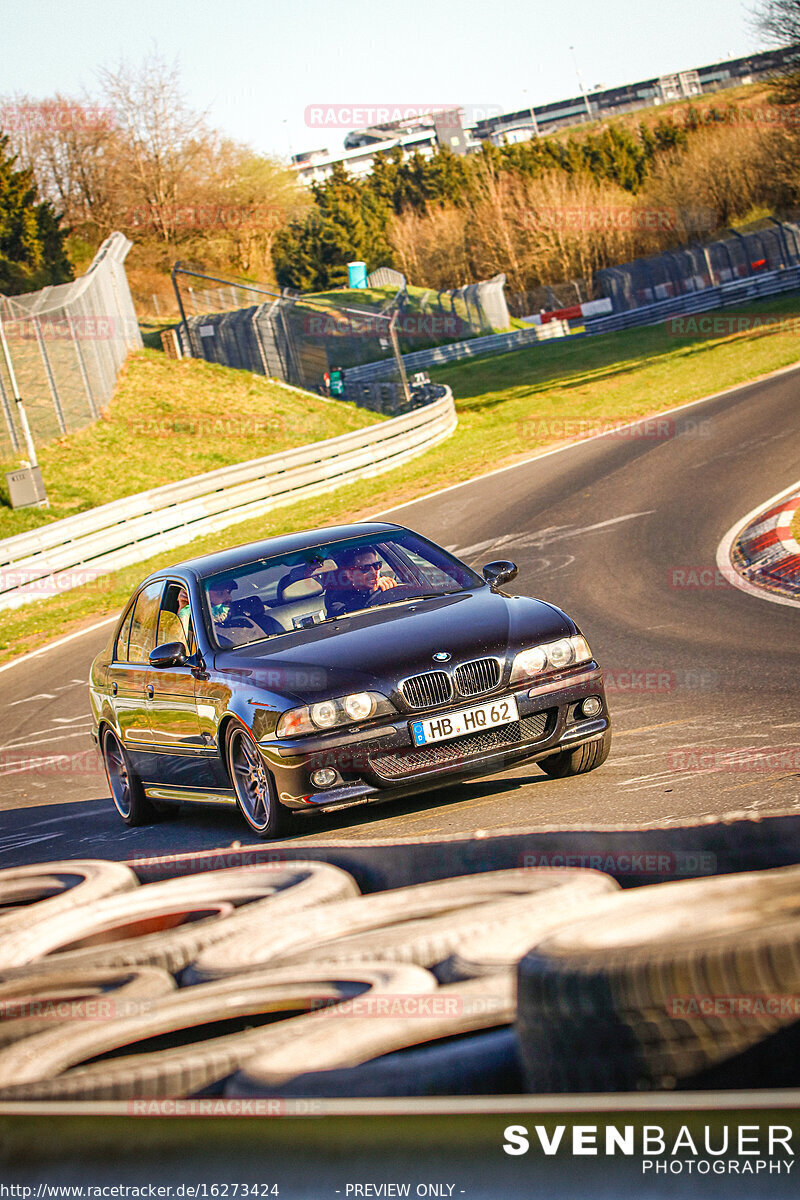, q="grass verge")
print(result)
[2,292,800,664]
[0,350,379,539]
